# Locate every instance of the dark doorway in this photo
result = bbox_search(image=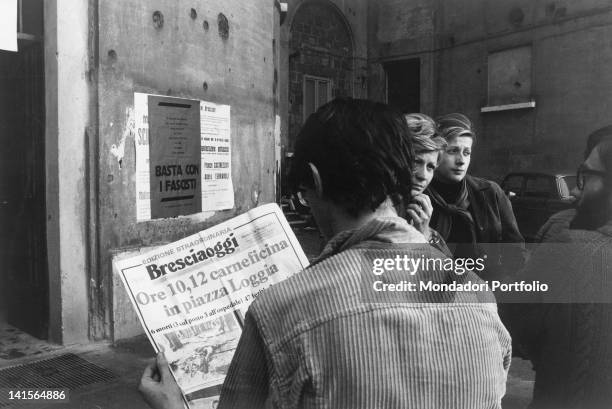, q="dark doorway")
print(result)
[0,3,47,339]
[385,59,420,113]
